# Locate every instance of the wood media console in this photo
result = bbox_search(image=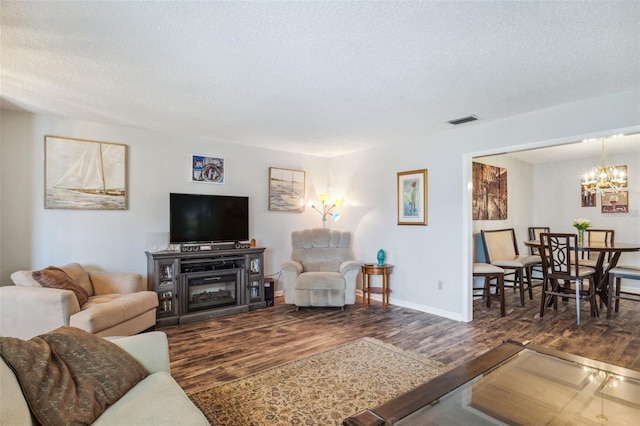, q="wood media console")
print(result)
[146,247,266,327]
